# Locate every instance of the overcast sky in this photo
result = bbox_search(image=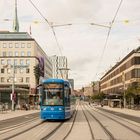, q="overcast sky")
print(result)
[0,0,140,89]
